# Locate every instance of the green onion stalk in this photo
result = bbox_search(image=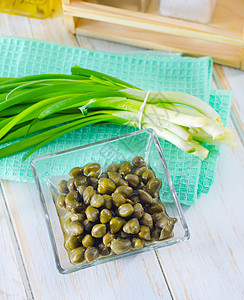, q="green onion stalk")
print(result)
[0,65,237,160]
